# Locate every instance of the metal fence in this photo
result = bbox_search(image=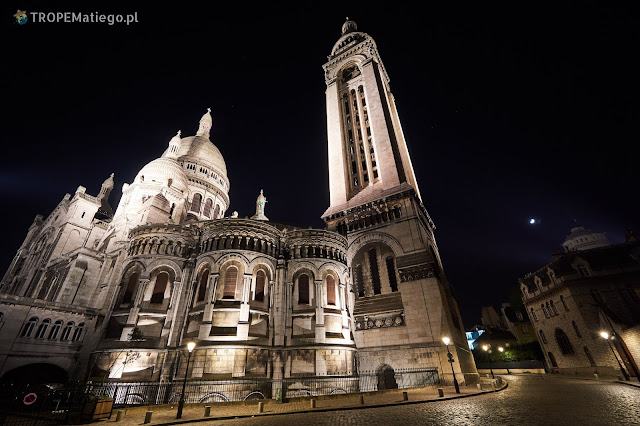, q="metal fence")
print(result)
[86,367,439,407]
